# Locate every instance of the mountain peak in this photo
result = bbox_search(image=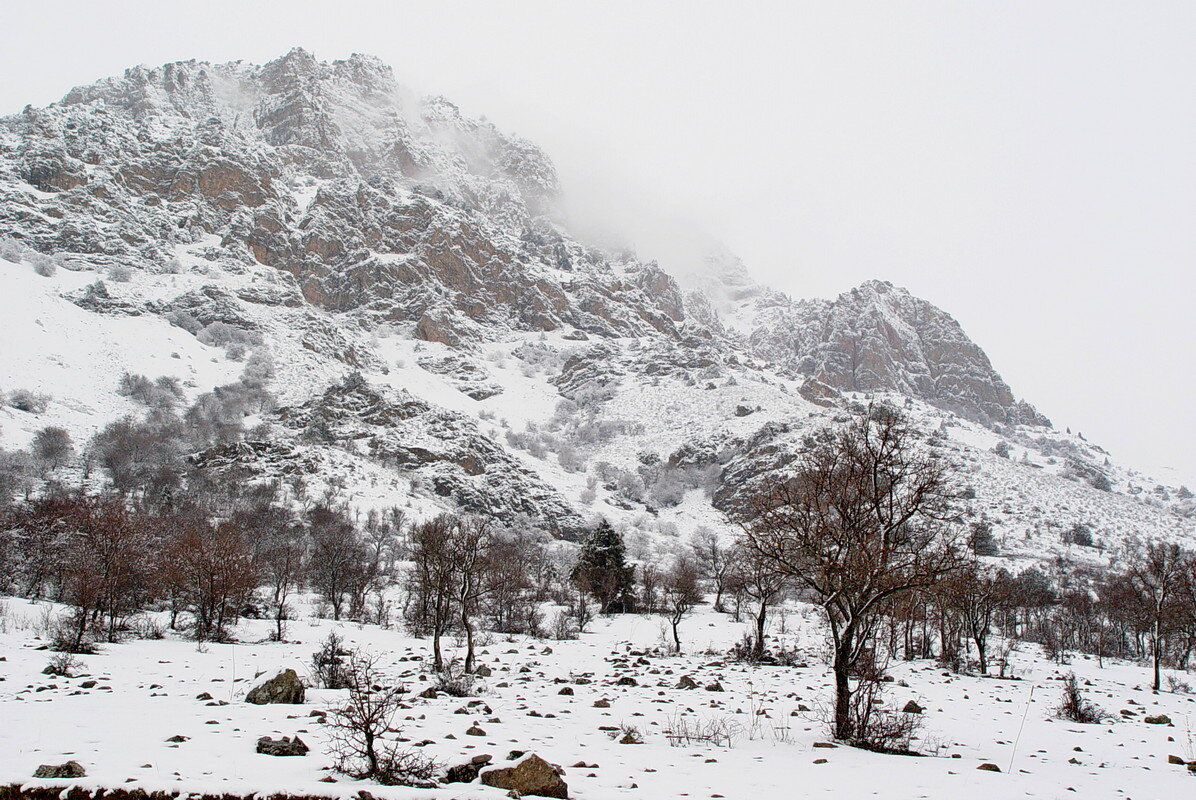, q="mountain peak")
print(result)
[747,279,1049,428]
